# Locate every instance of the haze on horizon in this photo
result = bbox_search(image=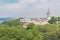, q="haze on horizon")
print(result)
[0,0,60,18]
